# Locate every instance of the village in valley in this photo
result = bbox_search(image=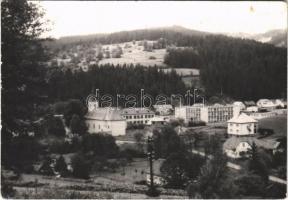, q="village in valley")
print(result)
[1,1,287,199]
